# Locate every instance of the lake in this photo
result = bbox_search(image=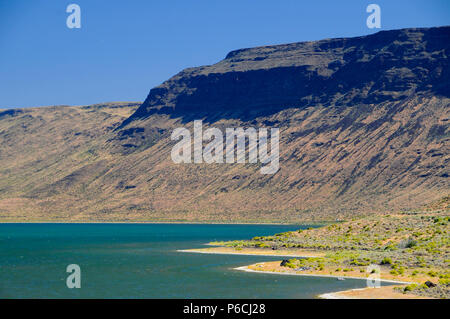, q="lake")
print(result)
[0,223,371,298]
